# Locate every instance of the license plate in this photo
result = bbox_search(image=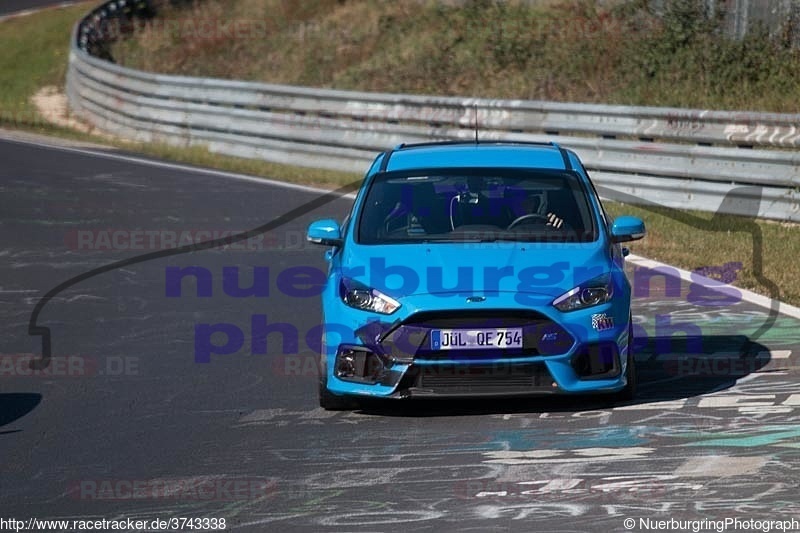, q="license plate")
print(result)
[430,328,523,350]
